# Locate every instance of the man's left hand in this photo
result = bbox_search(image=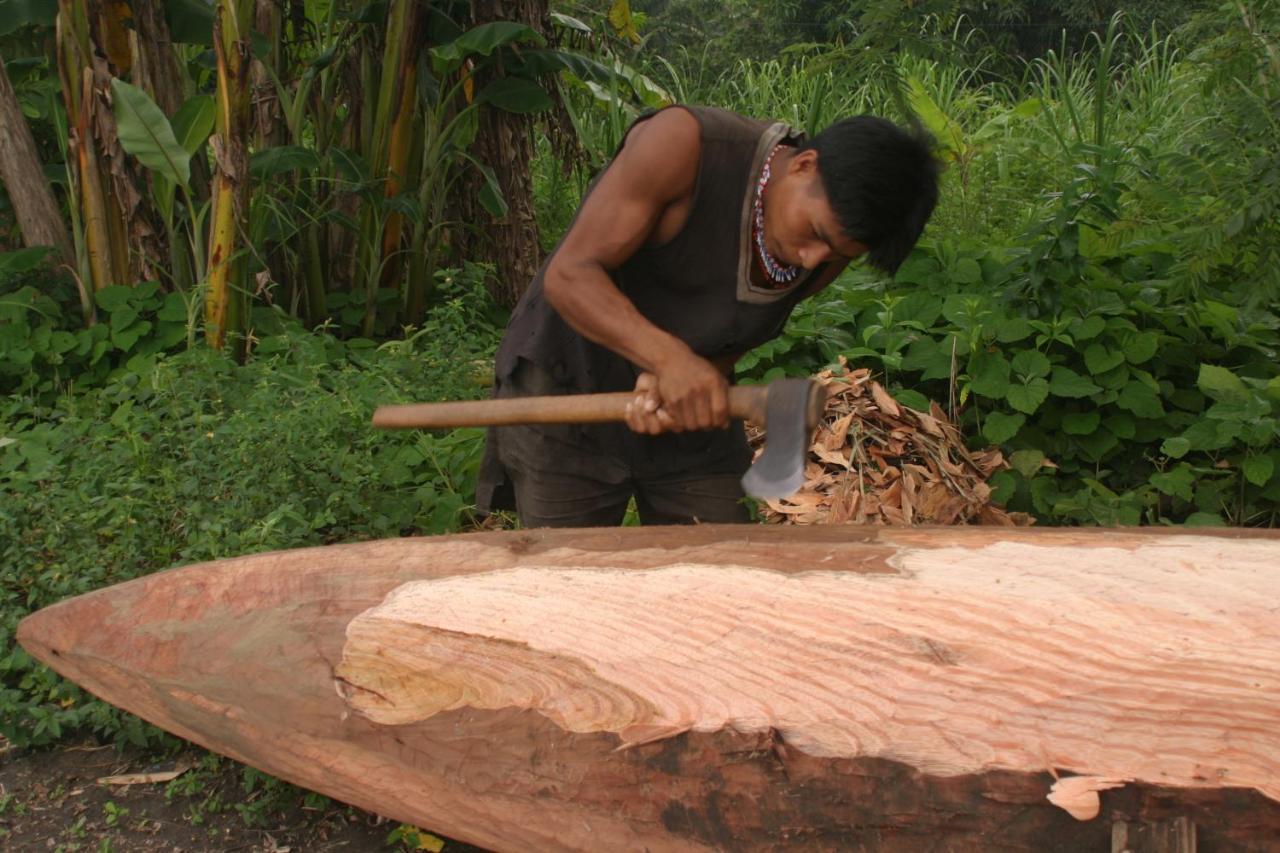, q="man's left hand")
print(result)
[625,372,677,435]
